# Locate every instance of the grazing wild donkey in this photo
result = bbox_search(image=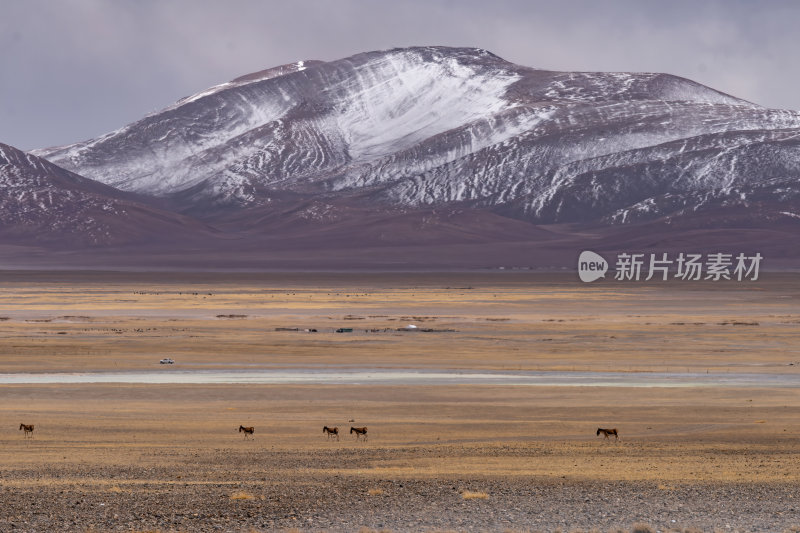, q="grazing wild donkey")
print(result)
[323,426,339,441]
[238,425,255,439]
[596,427,618,441]
[350,426,368,441]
